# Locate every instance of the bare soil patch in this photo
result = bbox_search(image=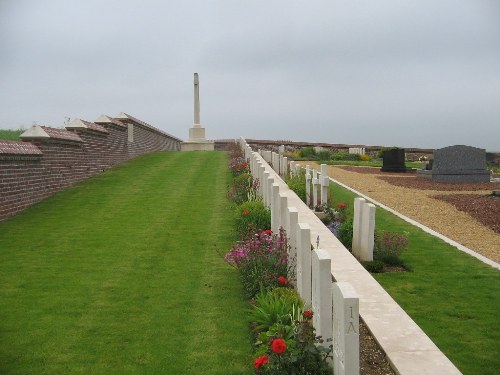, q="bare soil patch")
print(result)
[378,176,497,191]
[433,193,500,234]
[360,319,395,375]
